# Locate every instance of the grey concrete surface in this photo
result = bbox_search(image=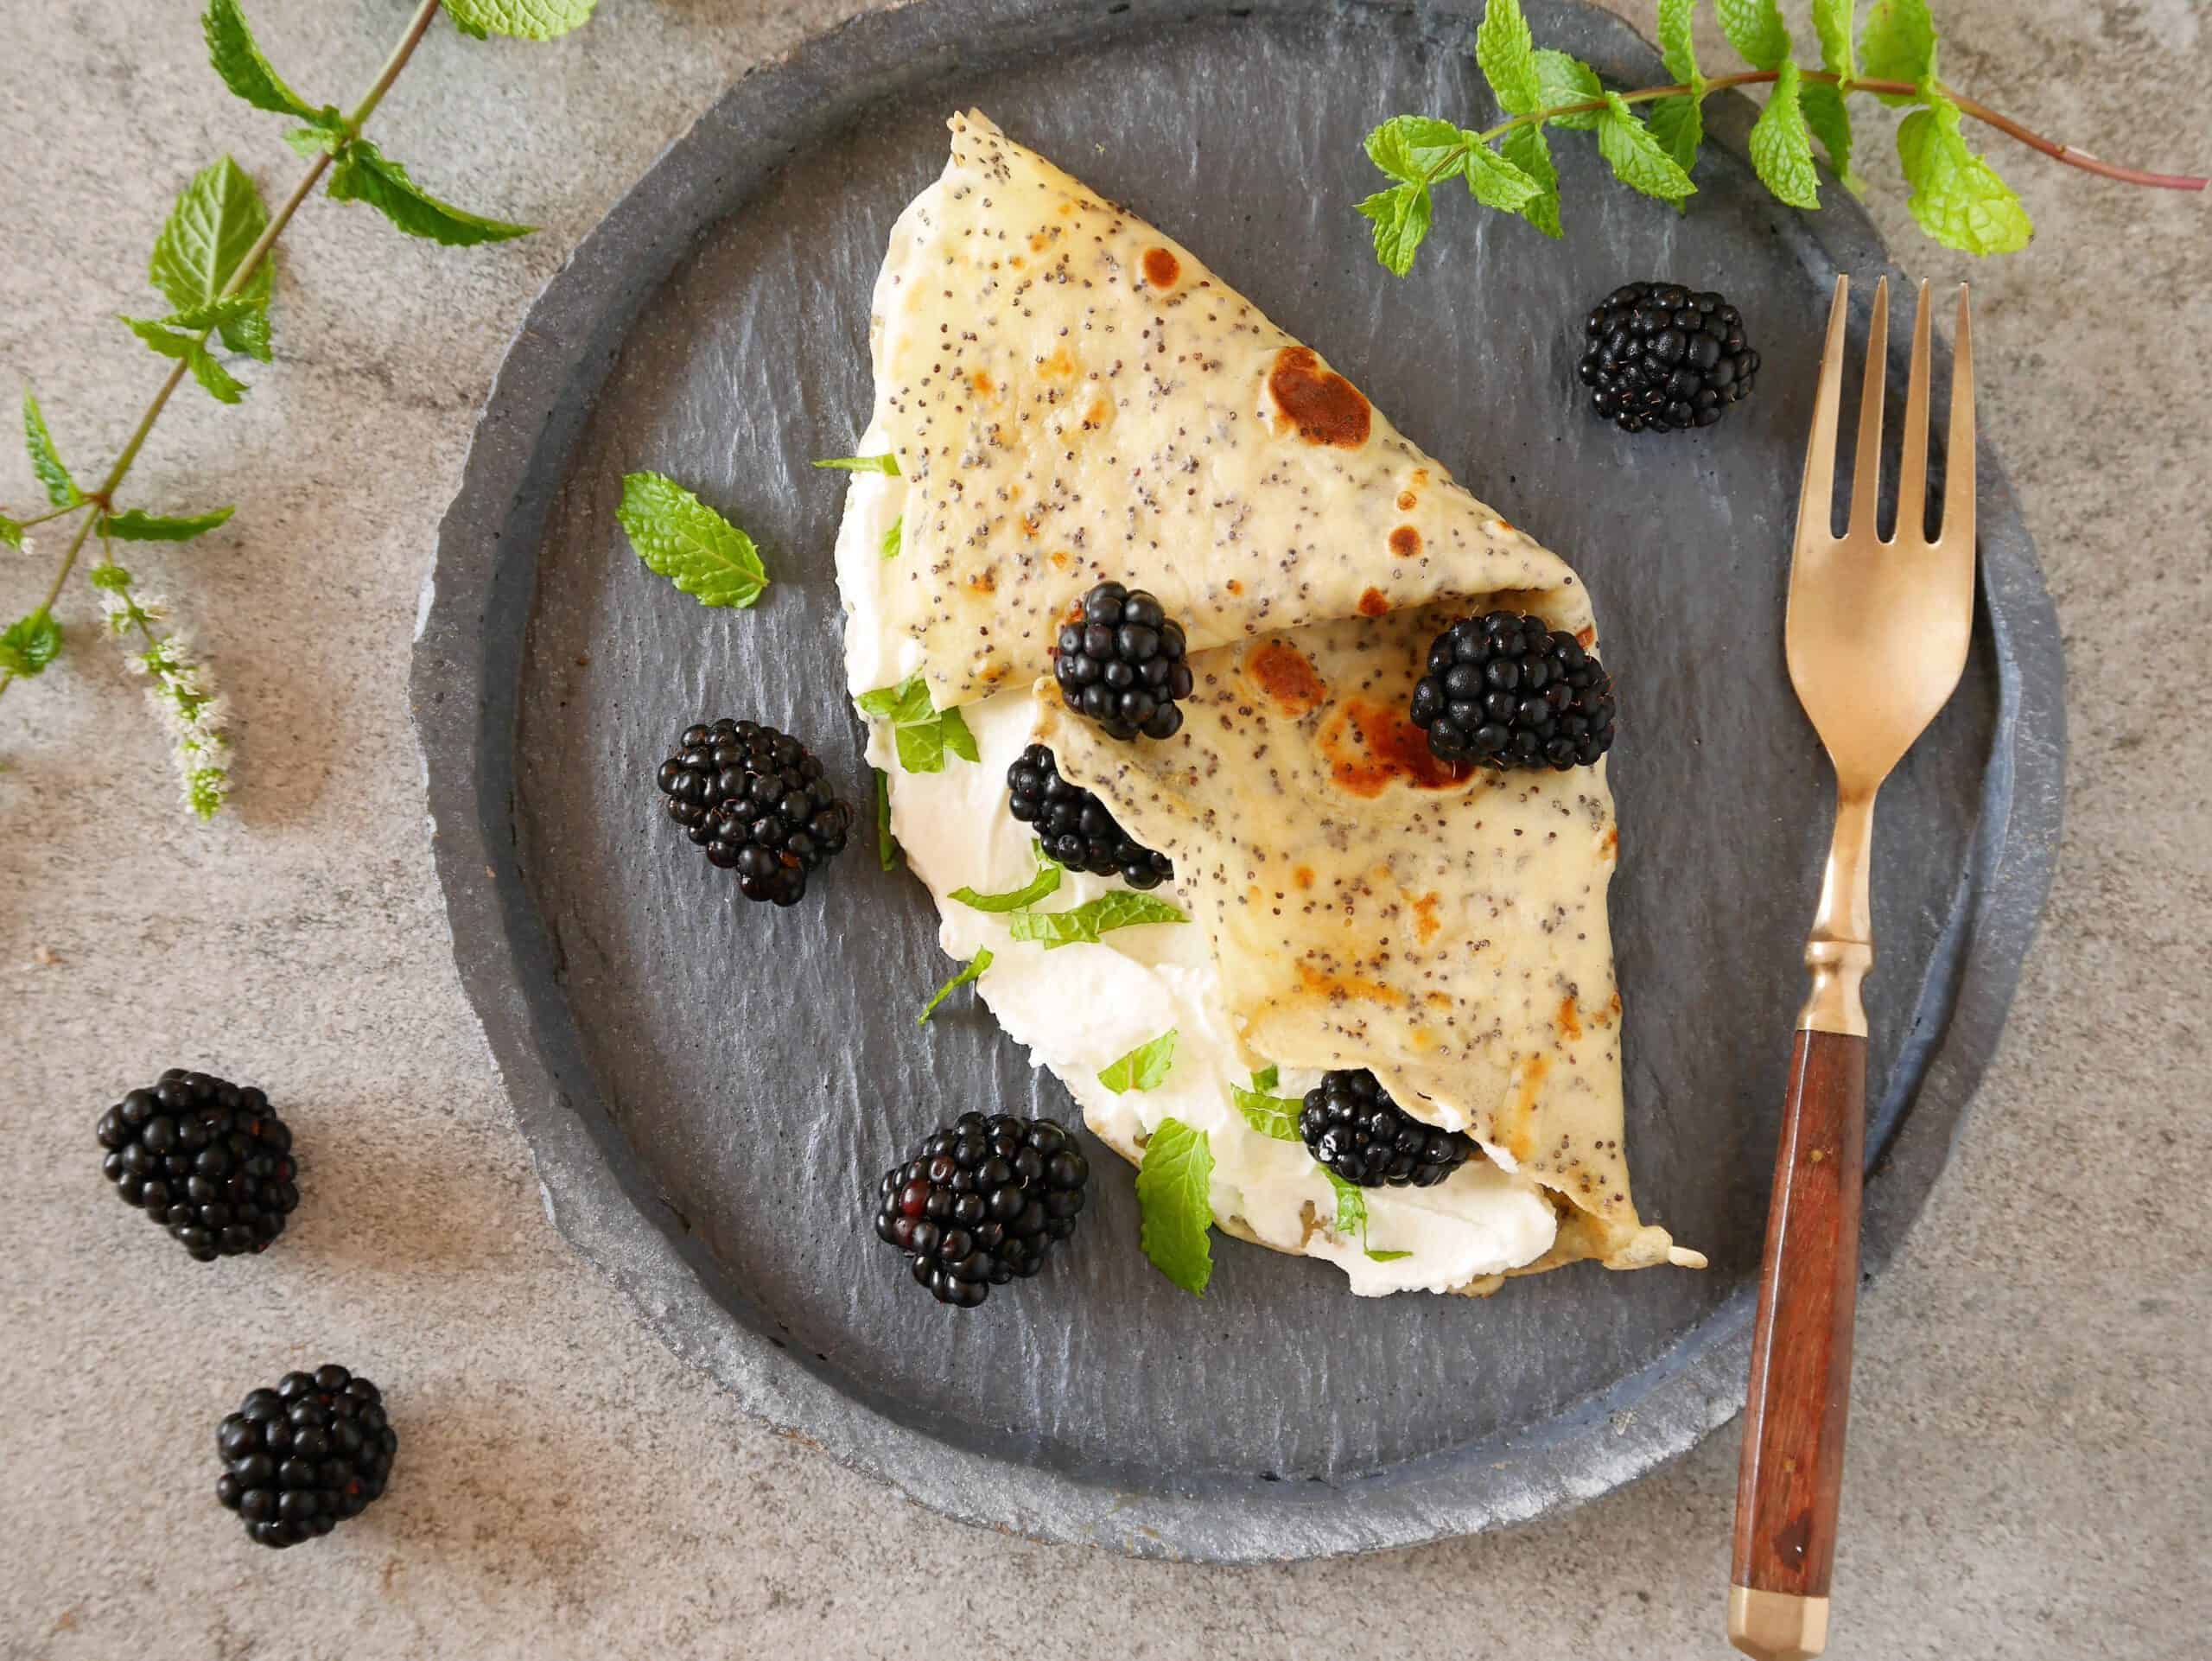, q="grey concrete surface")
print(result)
[0,1,2203,1657]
